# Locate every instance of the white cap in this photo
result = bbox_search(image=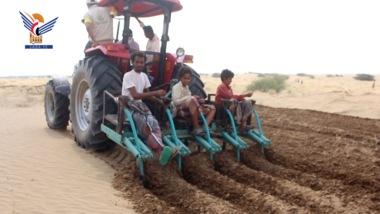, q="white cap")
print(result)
[86,0,97,5]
